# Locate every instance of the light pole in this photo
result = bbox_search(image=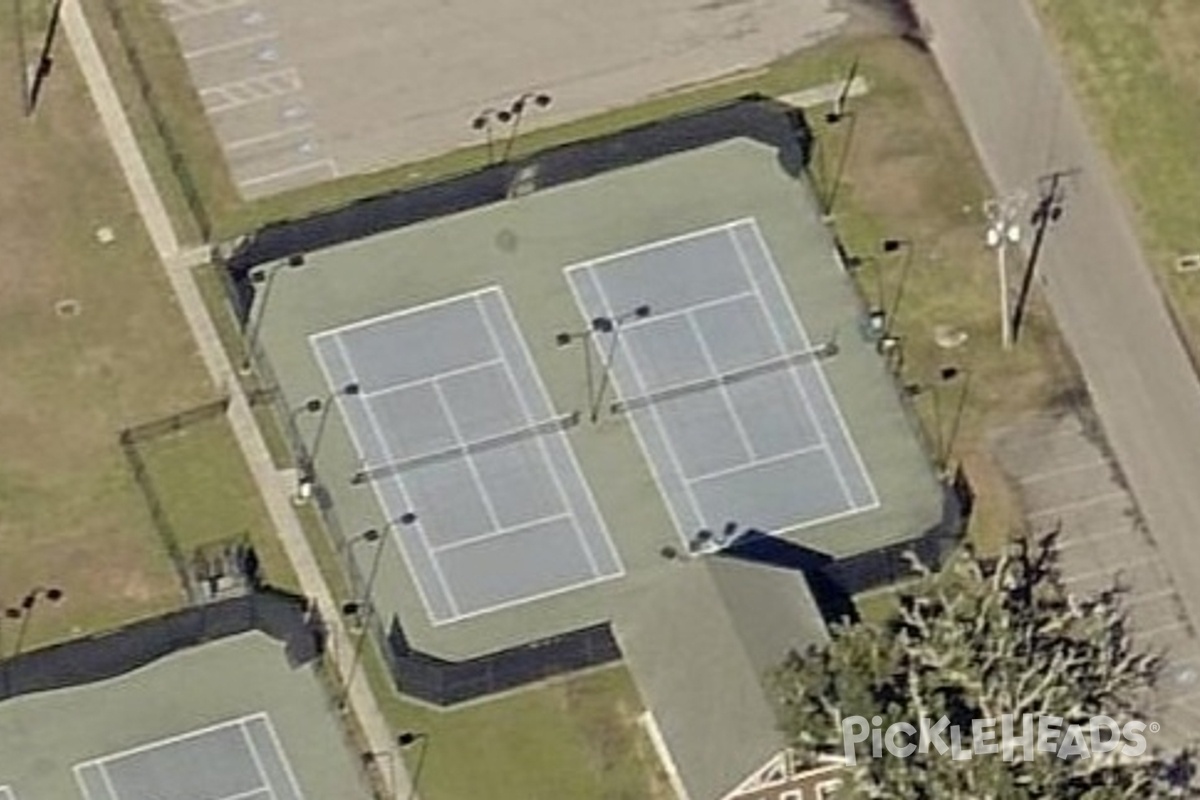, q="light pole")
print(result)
[984,193,1024,350]
[903,365,968,474]
[398,731,429,800]
[880,238,914,337]
[337,514,416,710]
[470,108,503,165]
[590,303,651,423]
[500,92,551,161]
[555,316,621,419]
[1,586,64,695]
[292,382,361,503]
[240,253,305,374]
